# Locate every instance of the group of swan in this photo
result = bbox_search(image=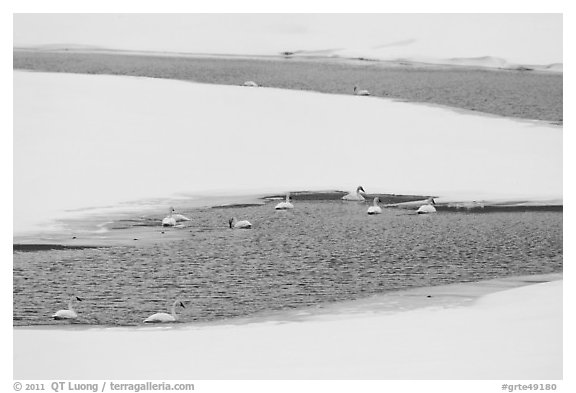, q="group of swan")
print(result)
[272,187,436,215]
[231,192,293,228]
[343,186,437,214]
[162,192,295,231]
[53,296,186,323]
[229,192,293,229]
[164,187,435,230]
[54,188,436,324]
[162,206,253,230]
